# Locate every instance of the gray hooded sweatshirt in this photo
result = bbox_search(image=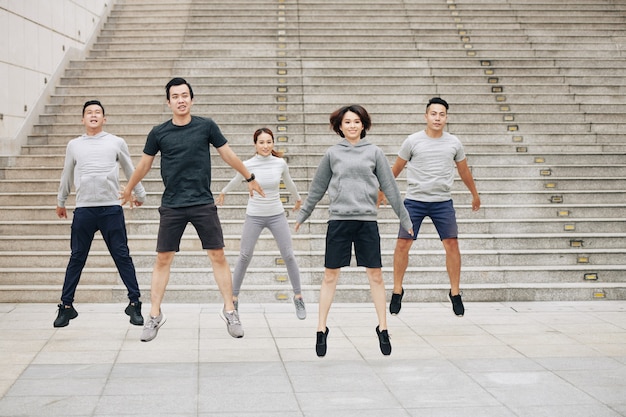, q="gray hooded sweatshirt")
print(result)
[297,139,412,231]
